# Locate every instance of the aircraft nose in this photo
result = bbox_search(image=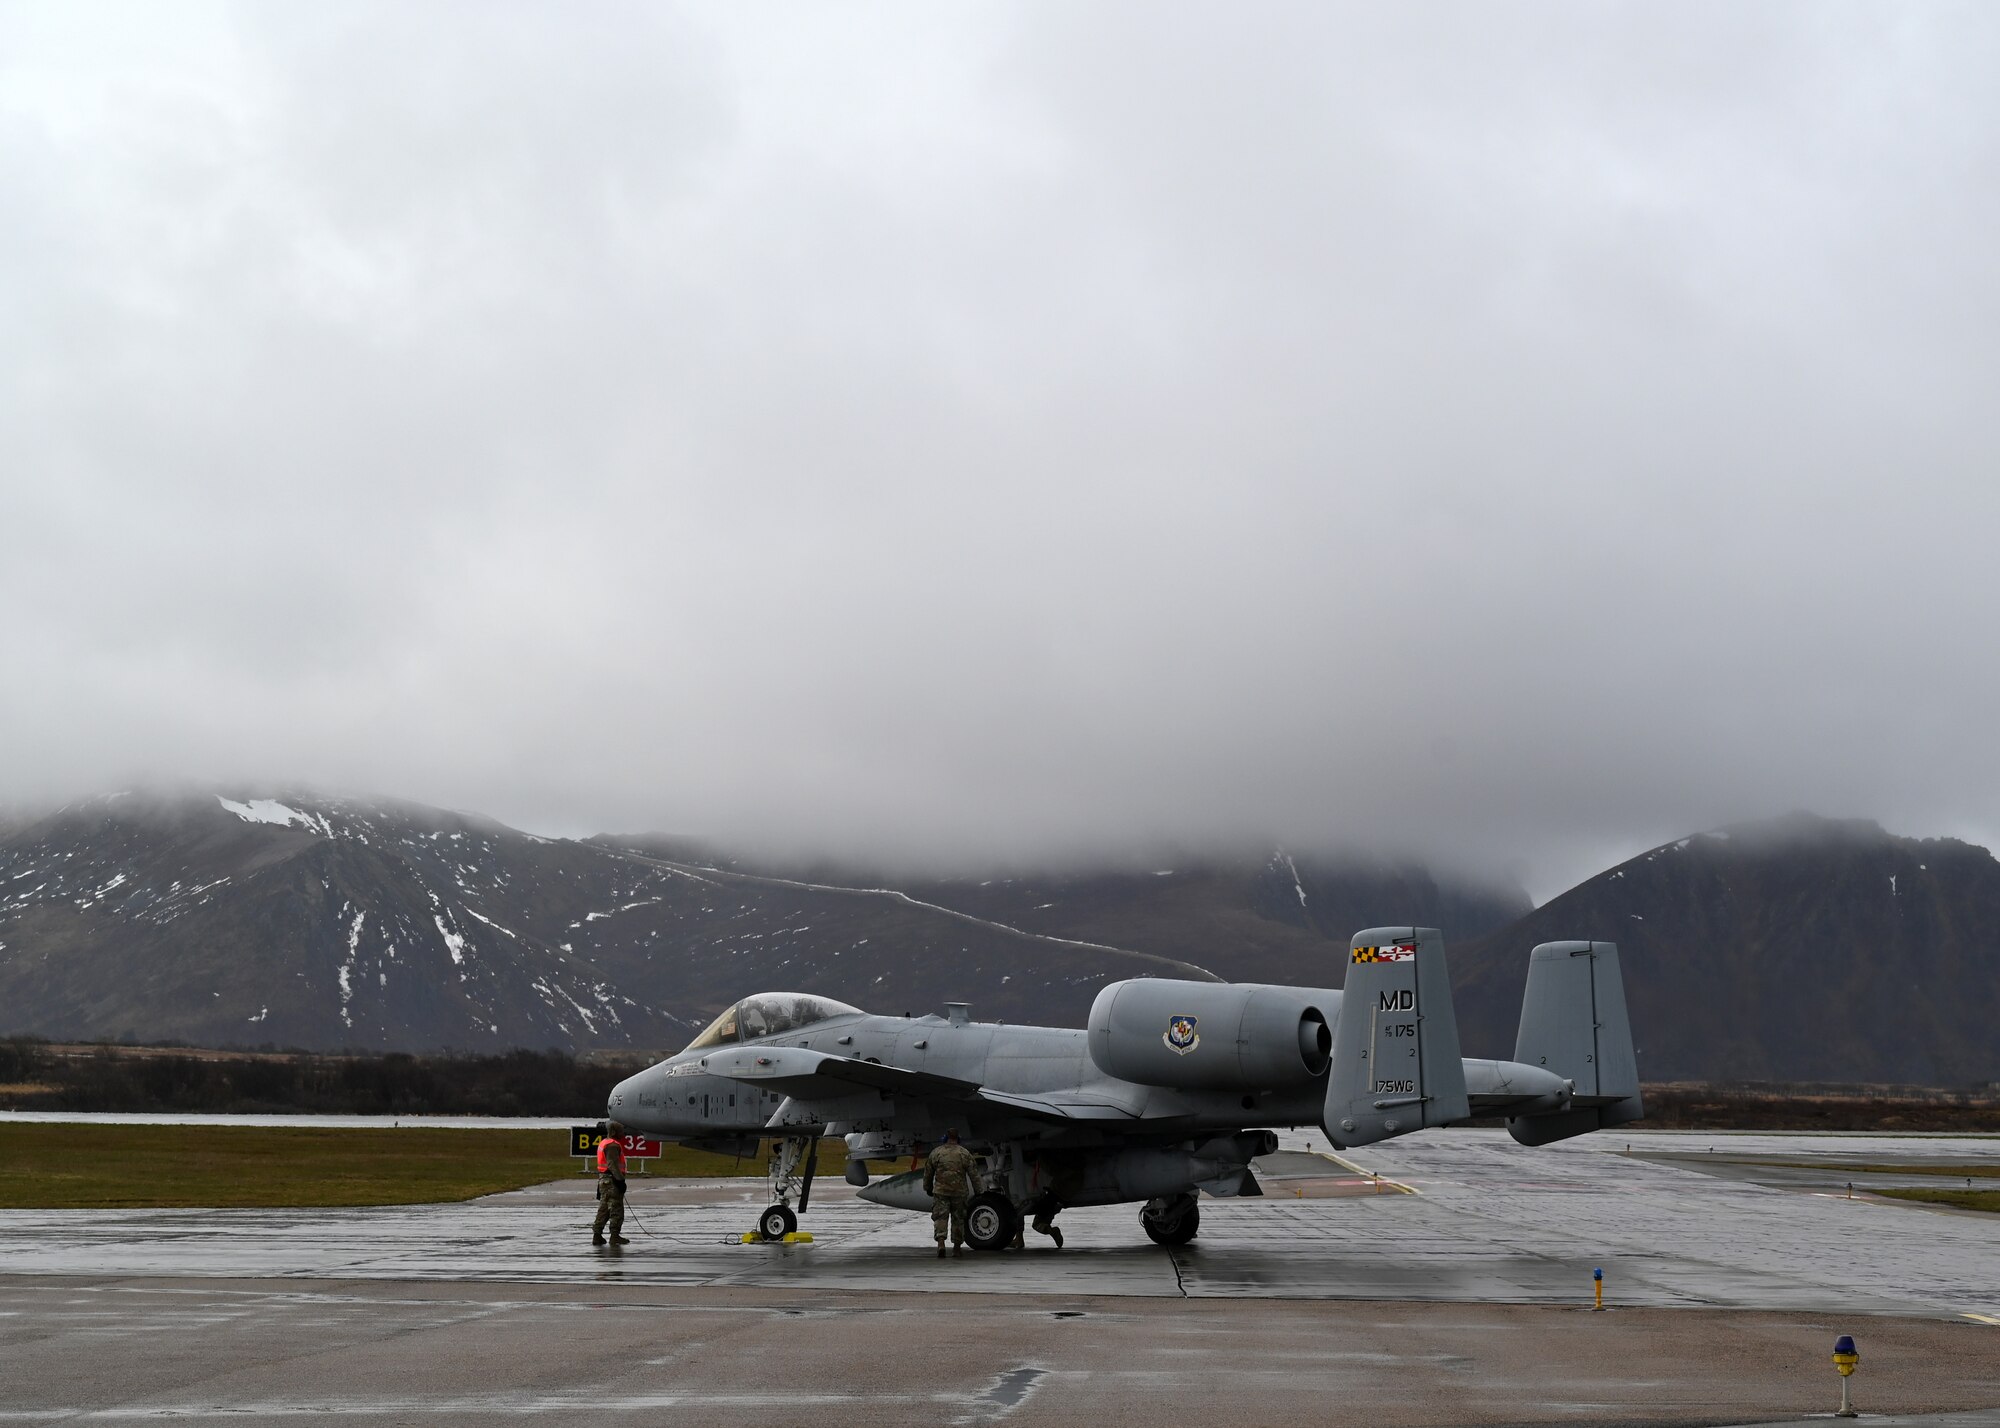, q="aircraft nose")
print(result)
[608,1069,644,1119]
